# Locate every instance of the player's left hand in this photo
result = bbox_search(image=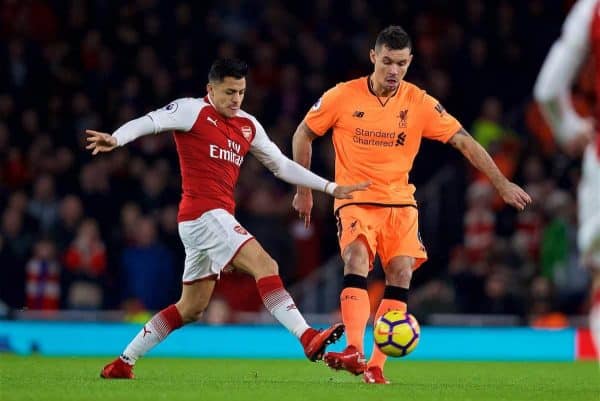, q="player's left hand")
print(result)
[332,181,371,200]
[293,190,313,228]
[497,181,532,211]
[85,129,118,155]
